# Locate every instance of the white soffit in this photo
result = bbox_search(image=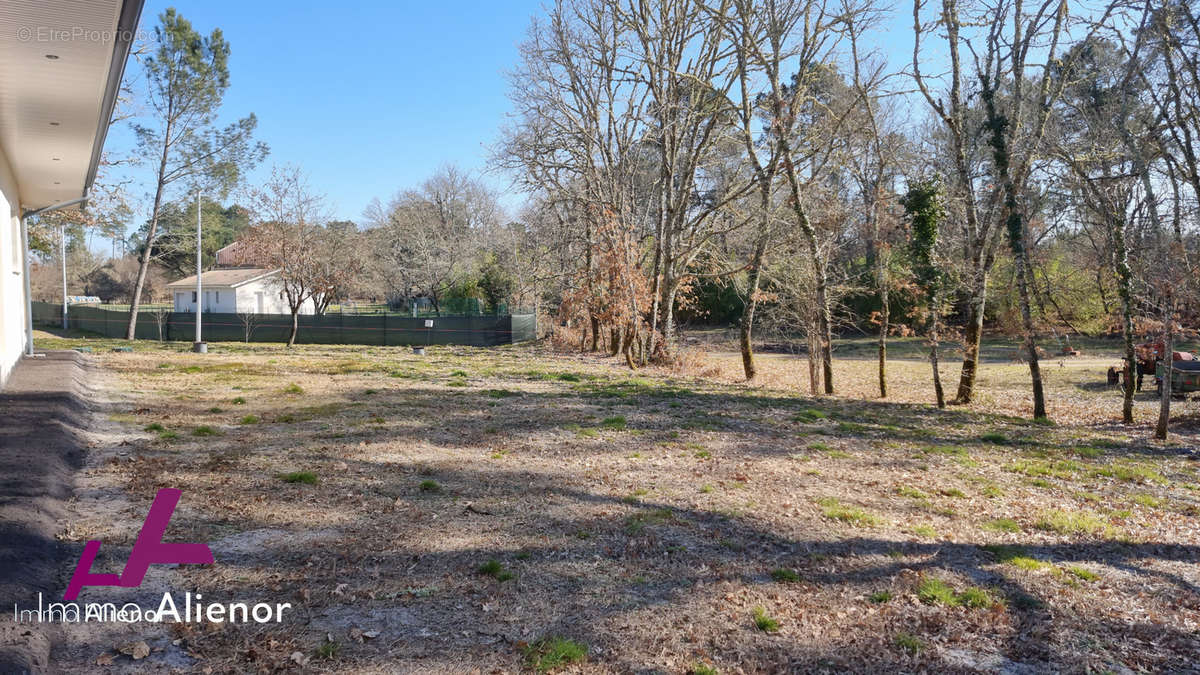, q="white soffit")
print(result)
[0,0,142,210]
